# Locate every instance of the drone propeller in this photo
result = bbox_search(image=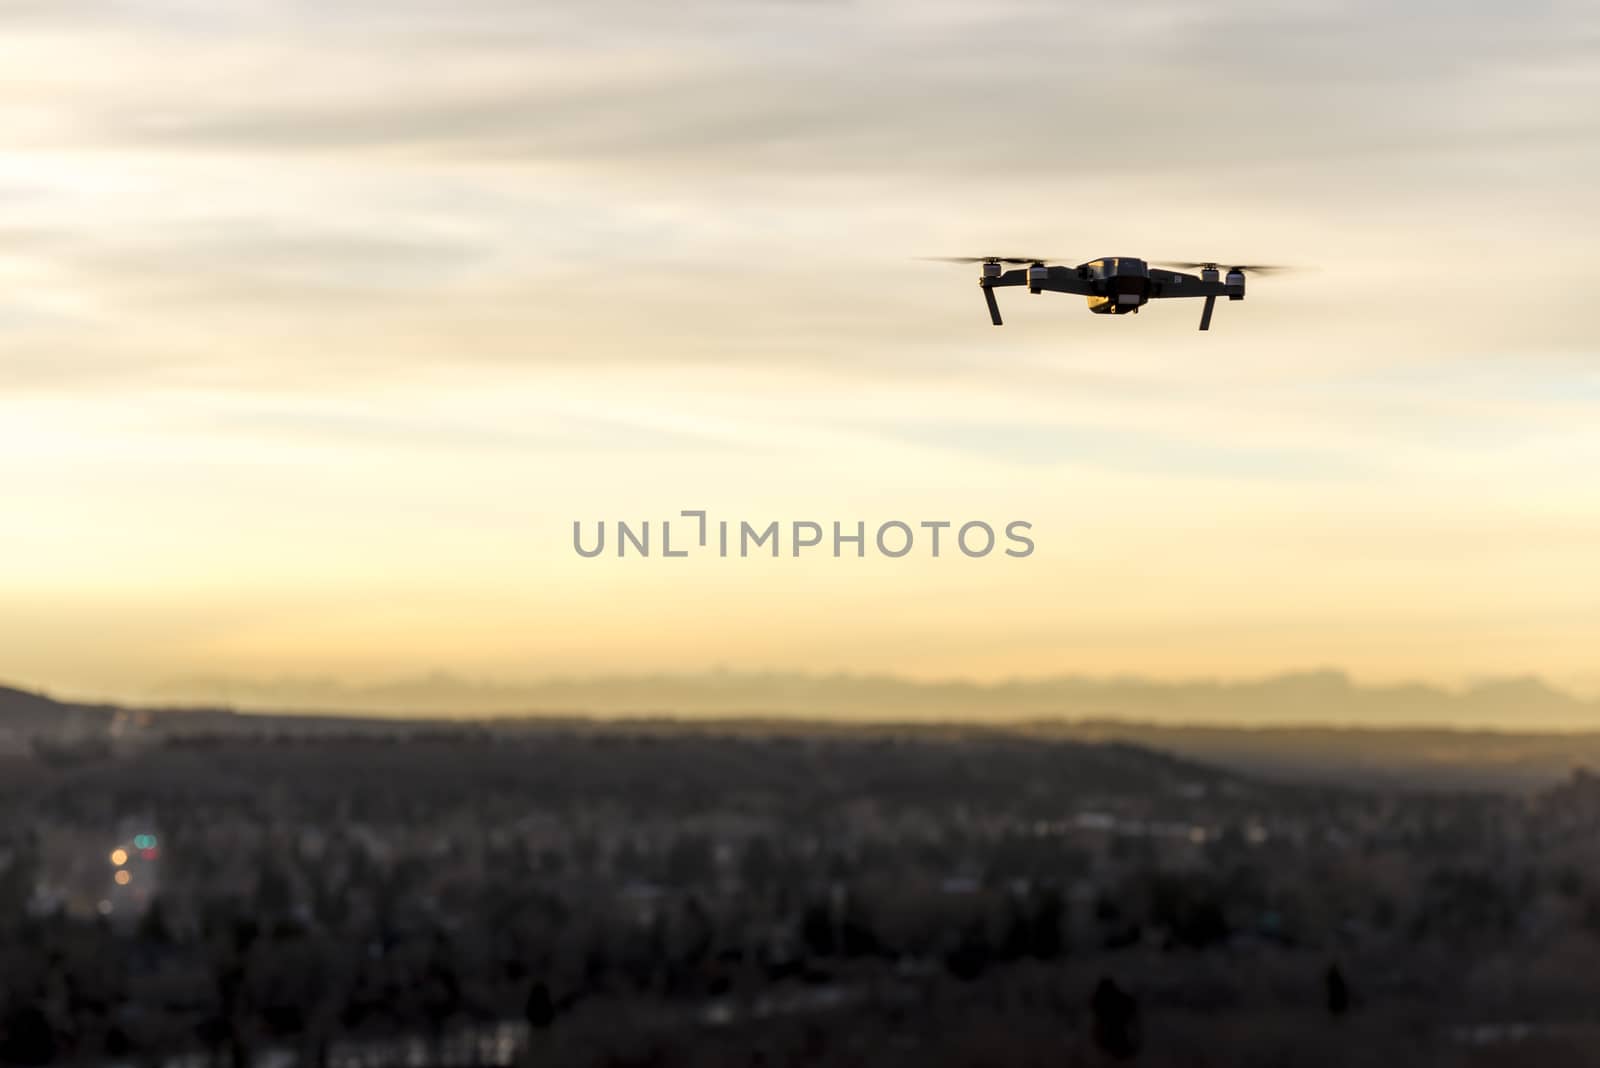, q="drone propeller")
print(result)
[1159,261,1293,274]
[922,255,1060,266]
